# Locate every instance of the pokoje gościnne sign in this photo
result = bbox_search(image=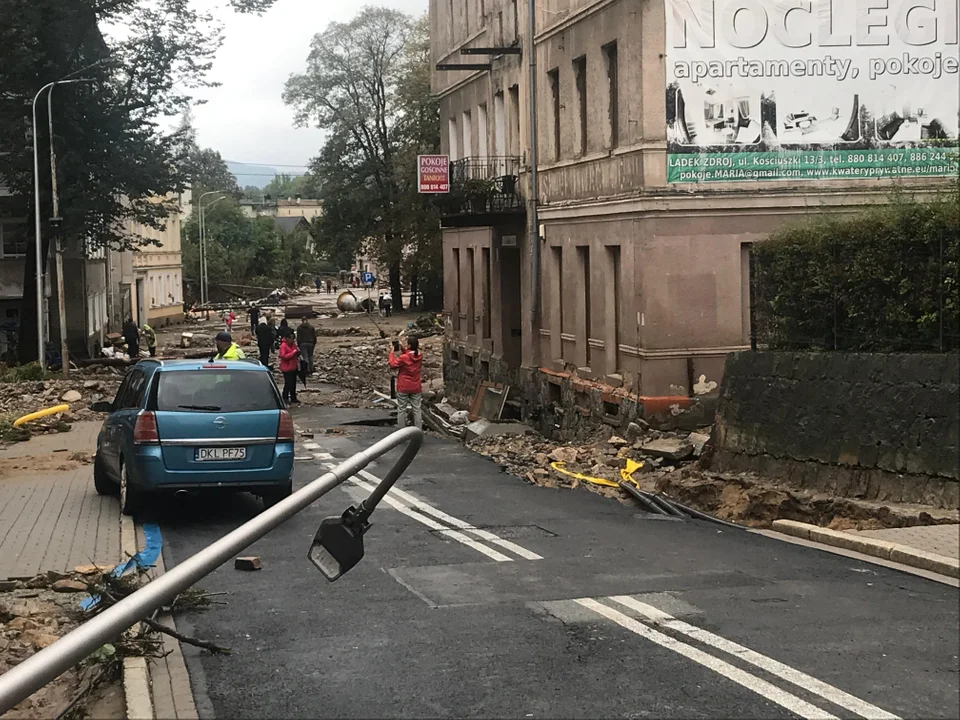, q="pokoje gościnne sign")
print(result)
[665,0,960,183]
